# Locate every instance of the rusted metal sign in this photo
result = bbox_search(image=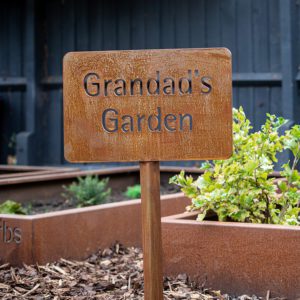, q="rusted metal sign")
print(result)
[63,48,232,162]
